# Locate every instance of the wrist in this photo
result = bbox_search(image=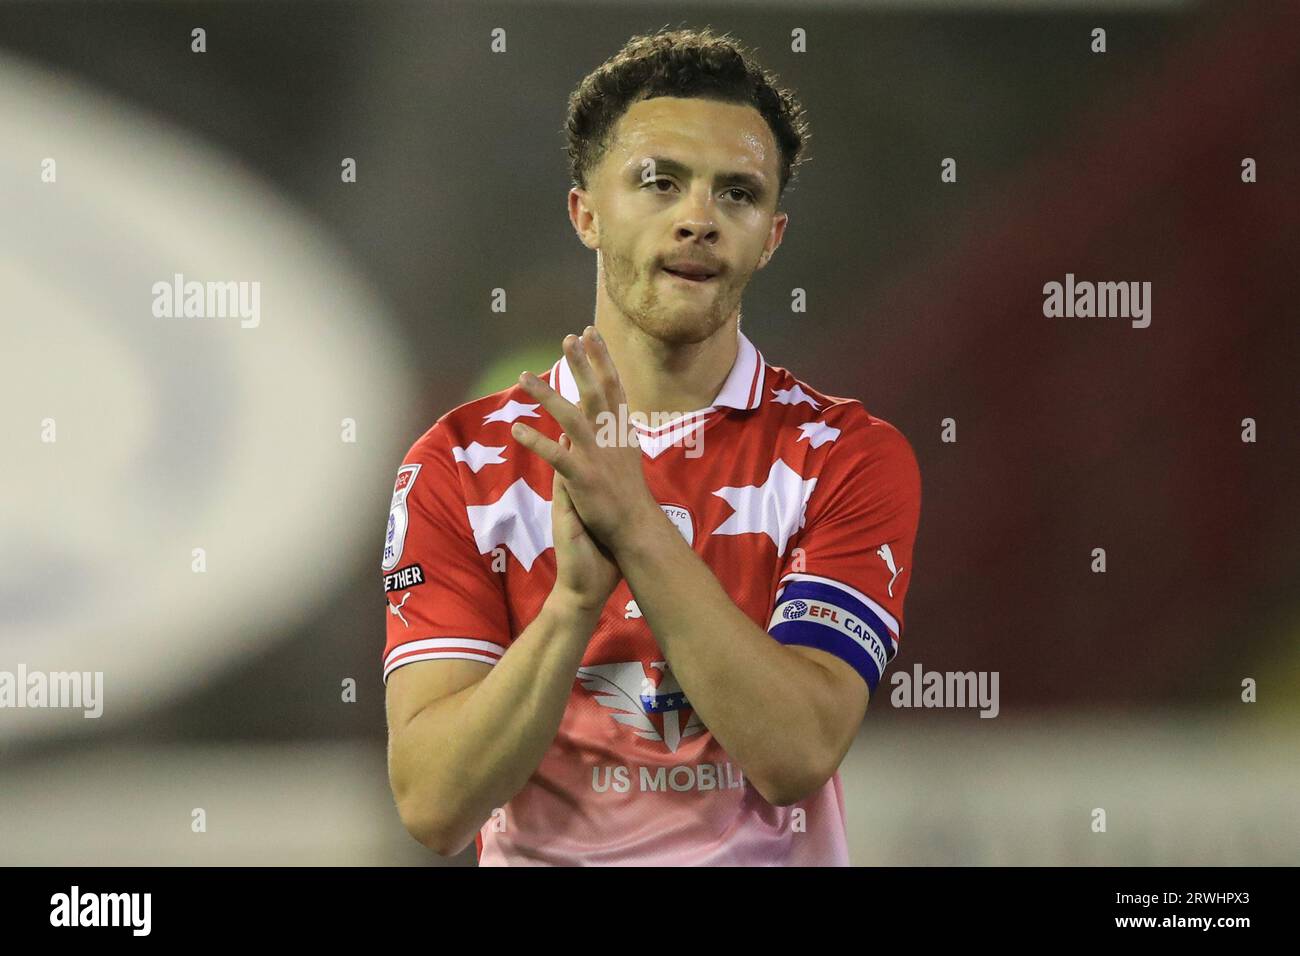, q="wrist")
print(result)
[544,586,608,623]
[606,499,676,560]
